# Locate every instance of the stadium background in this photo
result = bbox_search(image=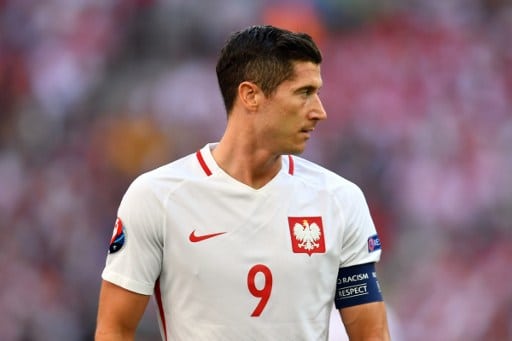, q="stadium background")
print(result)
[1,0,511,339]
